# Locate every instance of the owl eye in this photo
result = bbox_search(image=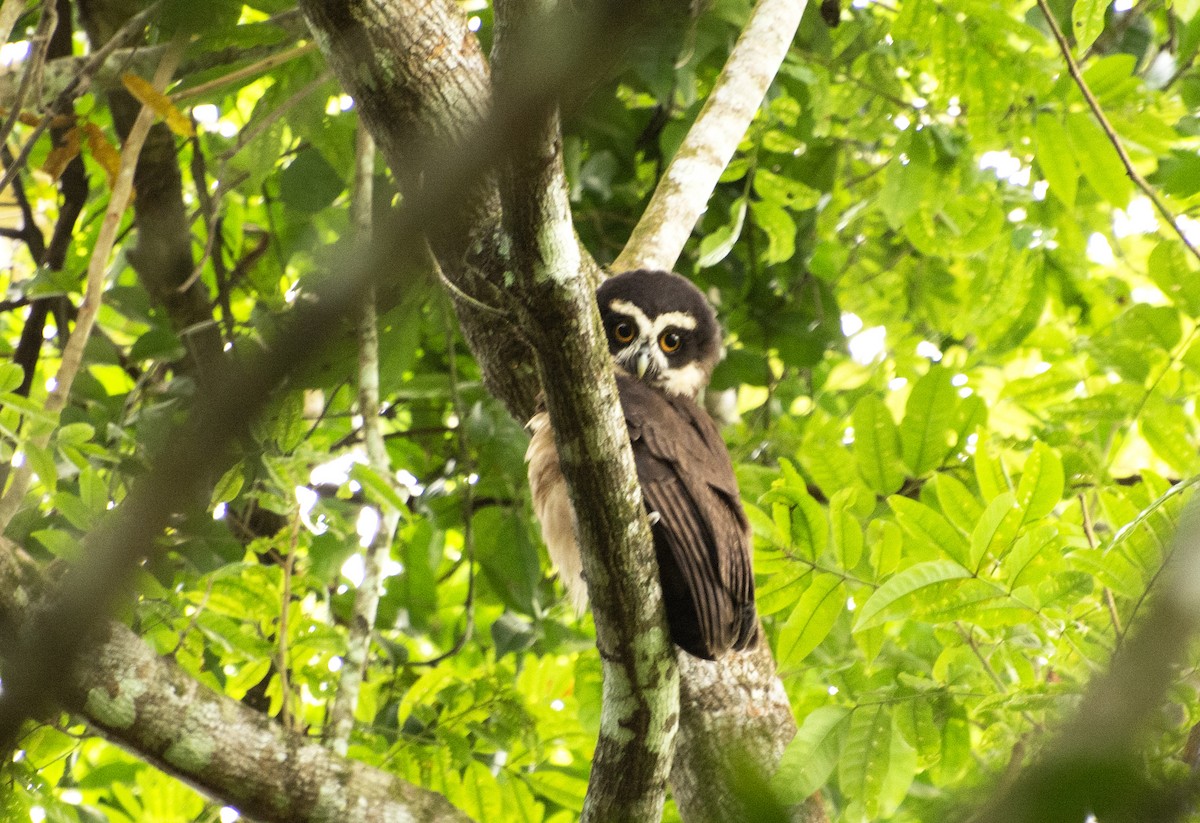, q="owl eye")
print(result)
[613,321,636,344]
[659,331,682,353]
